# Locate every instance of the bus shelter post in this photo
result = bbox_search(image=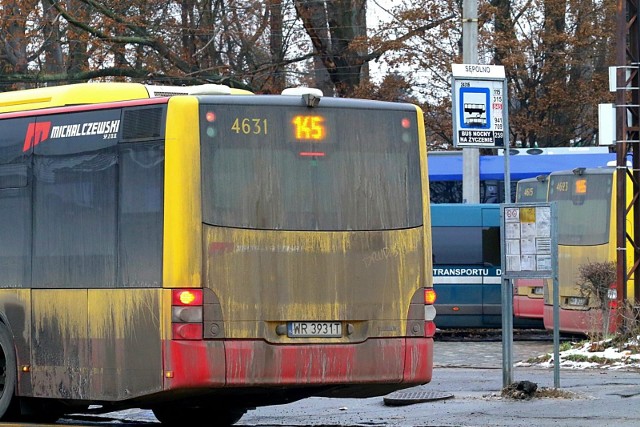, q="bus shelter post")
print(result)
[502,93,513,388]
[501,276,513,387]
[553,241,560,388]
